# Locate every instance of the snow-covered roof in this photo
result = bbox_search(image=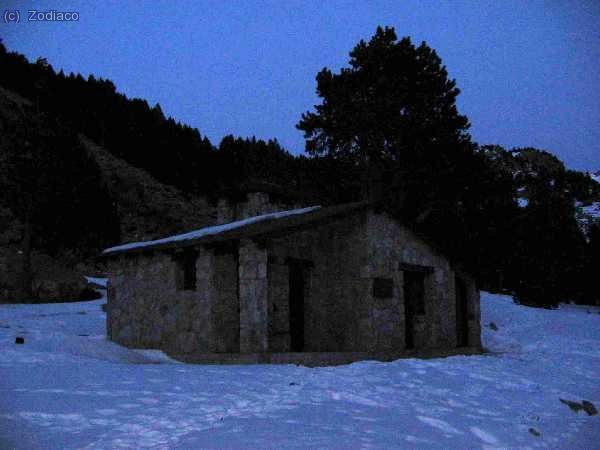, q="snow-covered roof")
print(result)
[102,206,321,256]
